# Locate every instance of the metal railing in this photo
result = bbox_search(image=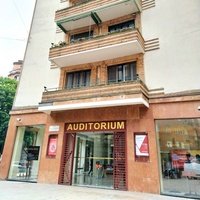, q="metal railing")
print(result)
[41,76,149,105]
[43,75,142,93]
